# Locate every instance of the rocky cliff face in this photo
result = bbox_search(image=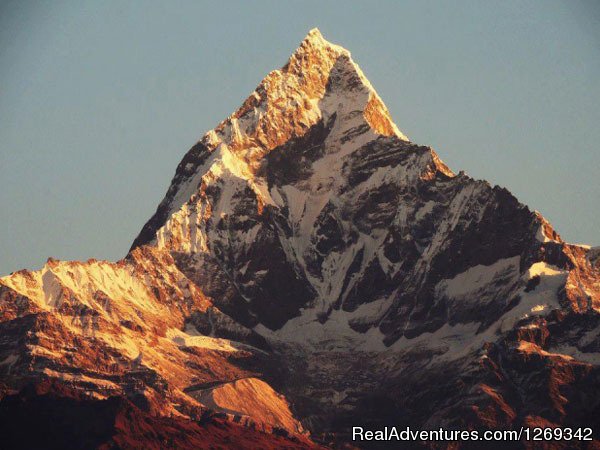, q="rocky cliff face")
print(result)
[2,29,600,449]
